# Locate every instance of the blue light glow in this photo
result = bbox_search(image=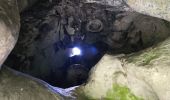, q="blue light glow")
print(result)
[70,47,81,57]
